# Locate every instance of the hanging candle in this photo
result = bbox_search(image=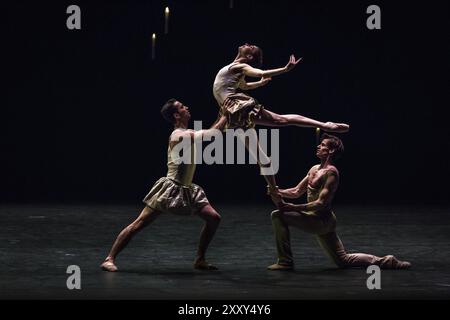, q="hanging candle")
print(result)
[164,7,170,34]
[152,33,156,60]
